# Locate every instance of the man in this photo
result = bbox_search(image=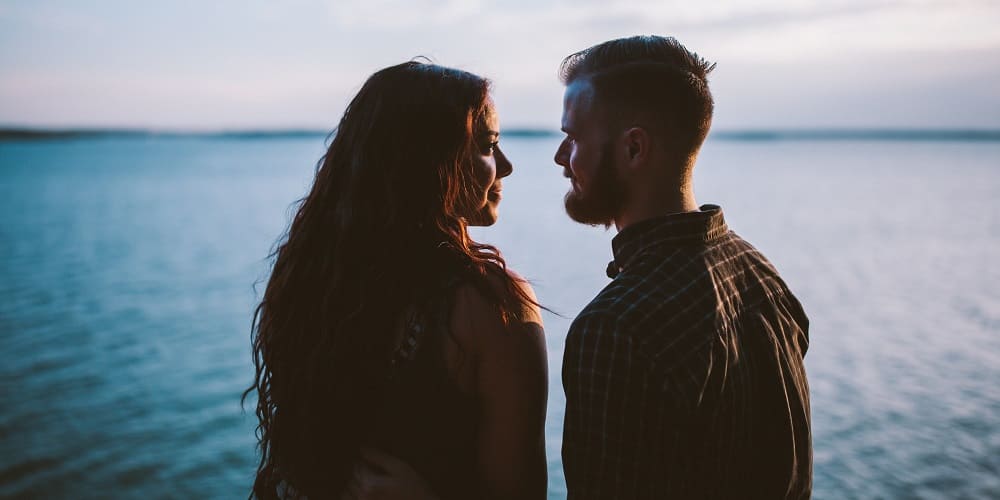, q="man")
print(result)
[556,35,811,499]
[345,35,812,499]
